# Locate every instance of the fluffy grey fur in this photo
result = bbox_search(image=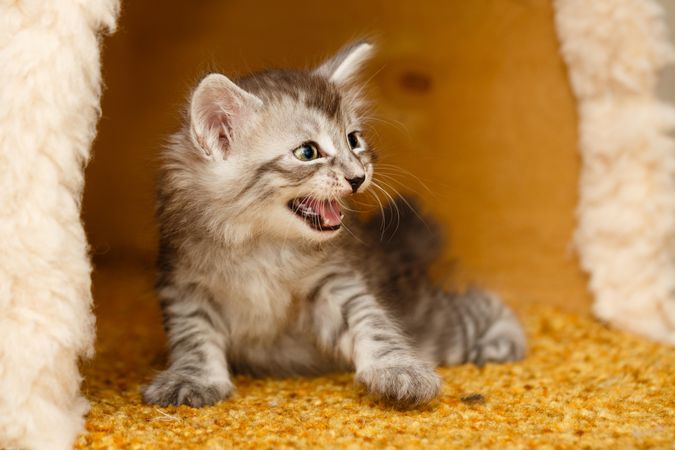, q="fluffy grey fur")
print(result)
[142,42,526,408]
